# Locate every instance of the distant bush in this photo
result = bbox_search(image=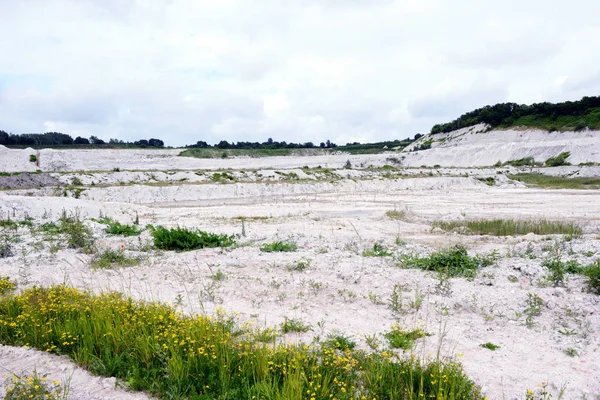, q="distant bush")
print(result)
[29,154,37,163]
[545,152,571,167]
[585,260,600,295]
[151,226,235,251]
